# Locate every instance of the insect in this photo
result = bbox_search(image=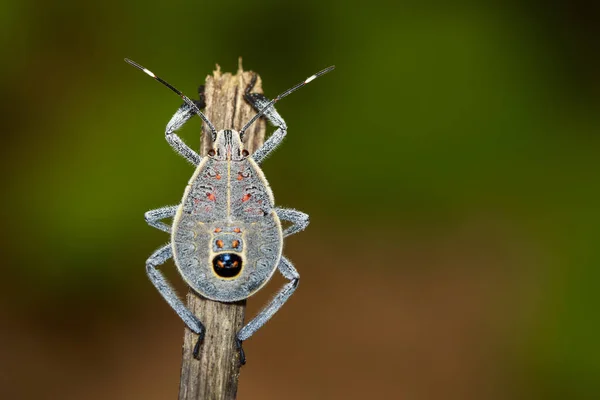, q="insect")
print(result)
[126,58,334,365]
